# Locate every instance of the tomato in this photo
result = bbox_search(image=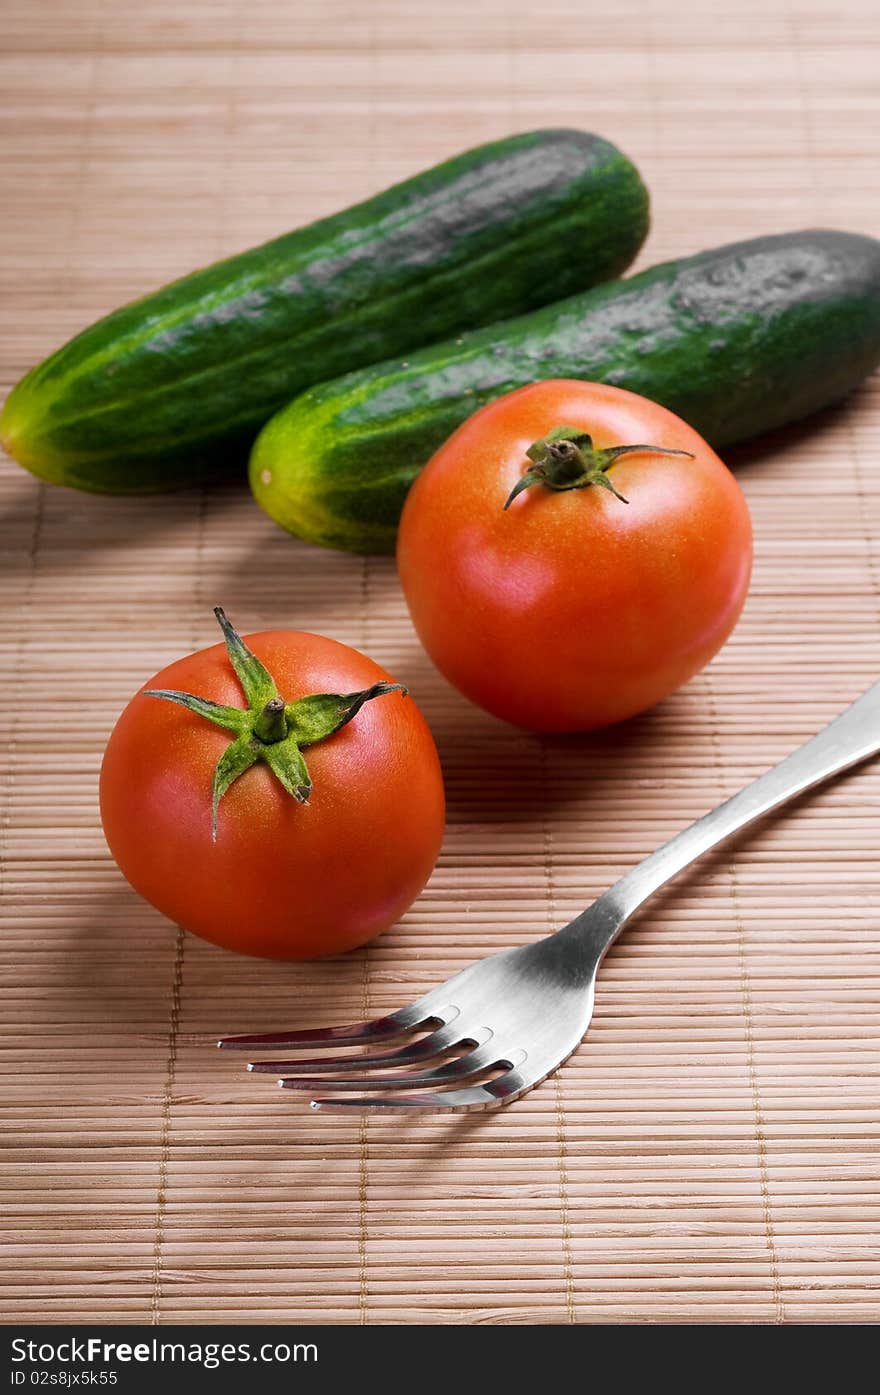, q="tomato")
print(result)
[397,380,752,731]
[99,611,445,959]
